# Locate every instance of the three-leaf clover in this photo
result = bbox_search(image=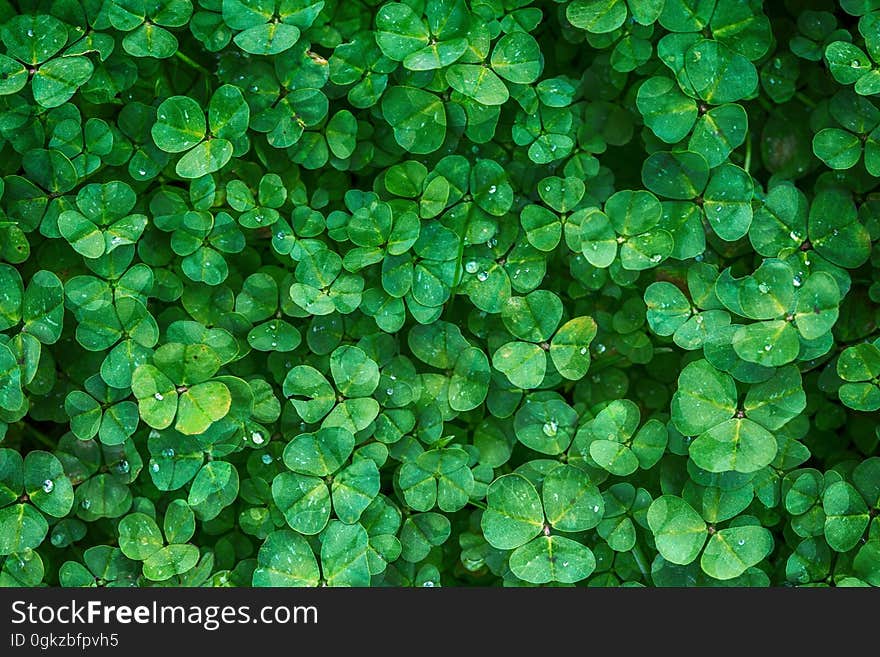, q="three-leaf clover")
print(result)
[117,500,200,581]
[152,85,250,178]
[837,340,880,411]
[480,469,604,584]
[132,342,232,435]
[273,426,380,533]
[648,495,774,581]
[671,360,806,473]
